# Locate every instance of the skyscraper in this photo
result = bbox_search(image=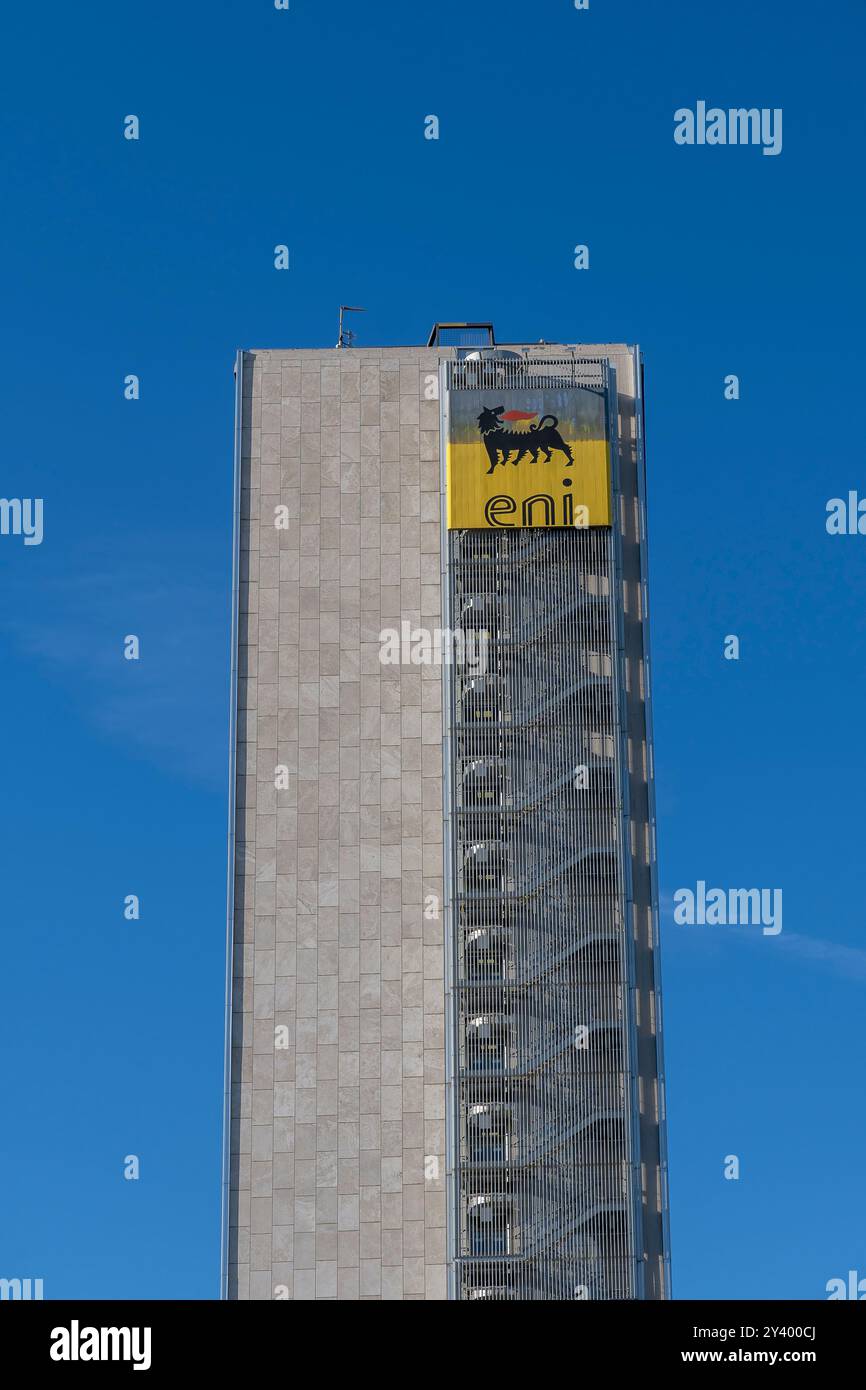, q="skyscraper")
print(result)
[223,326,670,1301]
